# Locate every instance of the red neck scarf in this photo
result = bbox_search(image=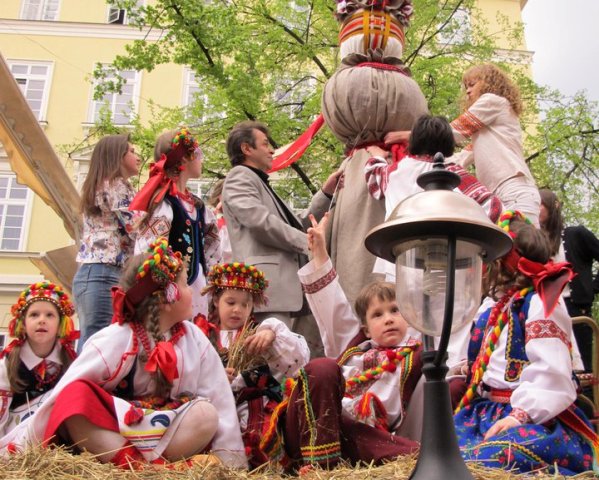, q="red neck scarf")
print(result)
[129,155,182,212]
